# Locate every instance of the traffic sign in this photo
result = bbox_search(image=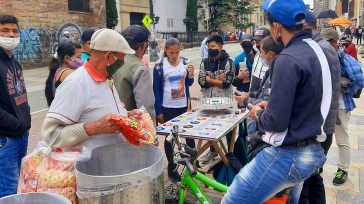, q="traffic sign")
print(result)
[142,15,153,28]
